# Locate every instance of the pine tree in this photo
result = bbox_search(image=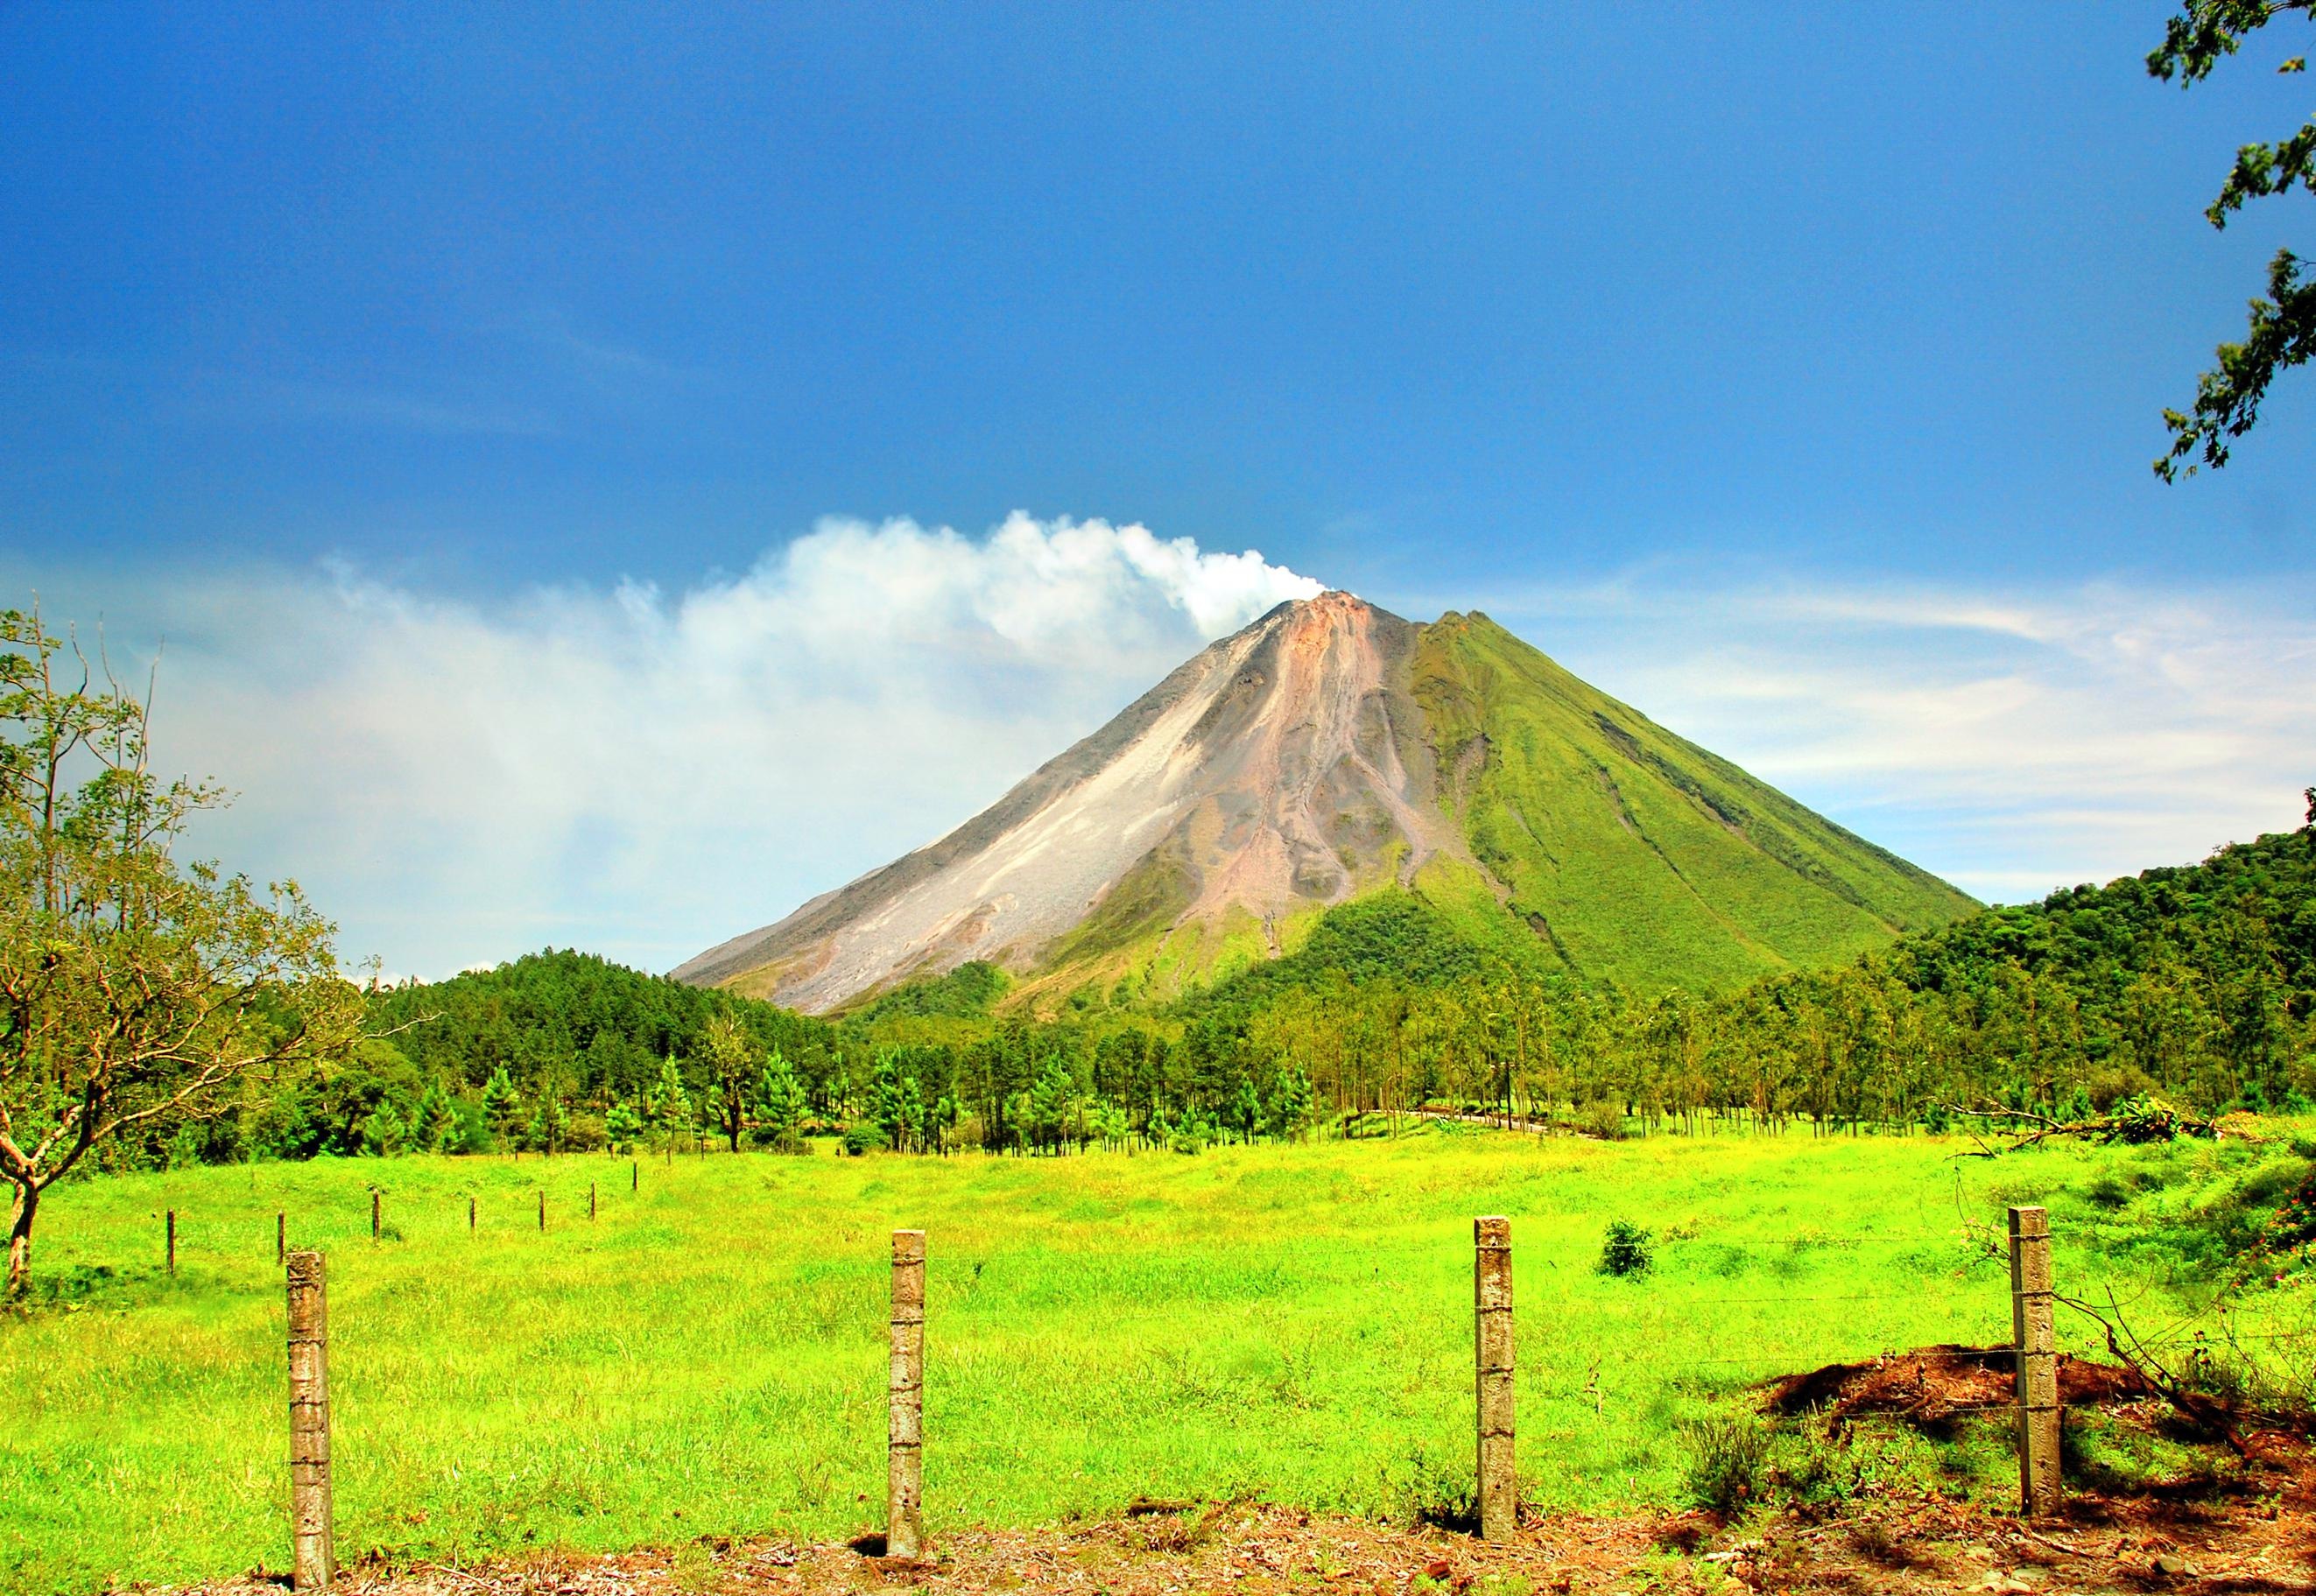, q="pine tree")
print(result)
[414,1081,462,1153]
[1228,1076,1264,1143]
[1269,1066,1315,1141]
[605,1099,644,1152]
[526,1093,568,1156]
[644,1056,692,1148]
[481,1066,523,1150]
[752,1049,808,1152]
[361,1100,407,1157]
[929,1091,962,1153]
[869,1048,926,1152]
[1028,1057,1074,1153]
